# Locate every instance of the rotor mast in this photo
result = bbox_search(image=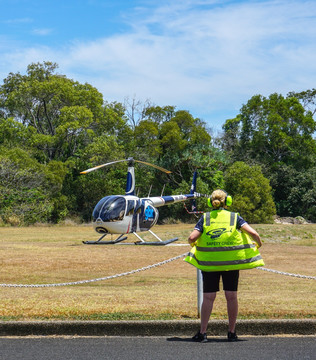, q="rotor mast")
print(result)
[125,157,136,195]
